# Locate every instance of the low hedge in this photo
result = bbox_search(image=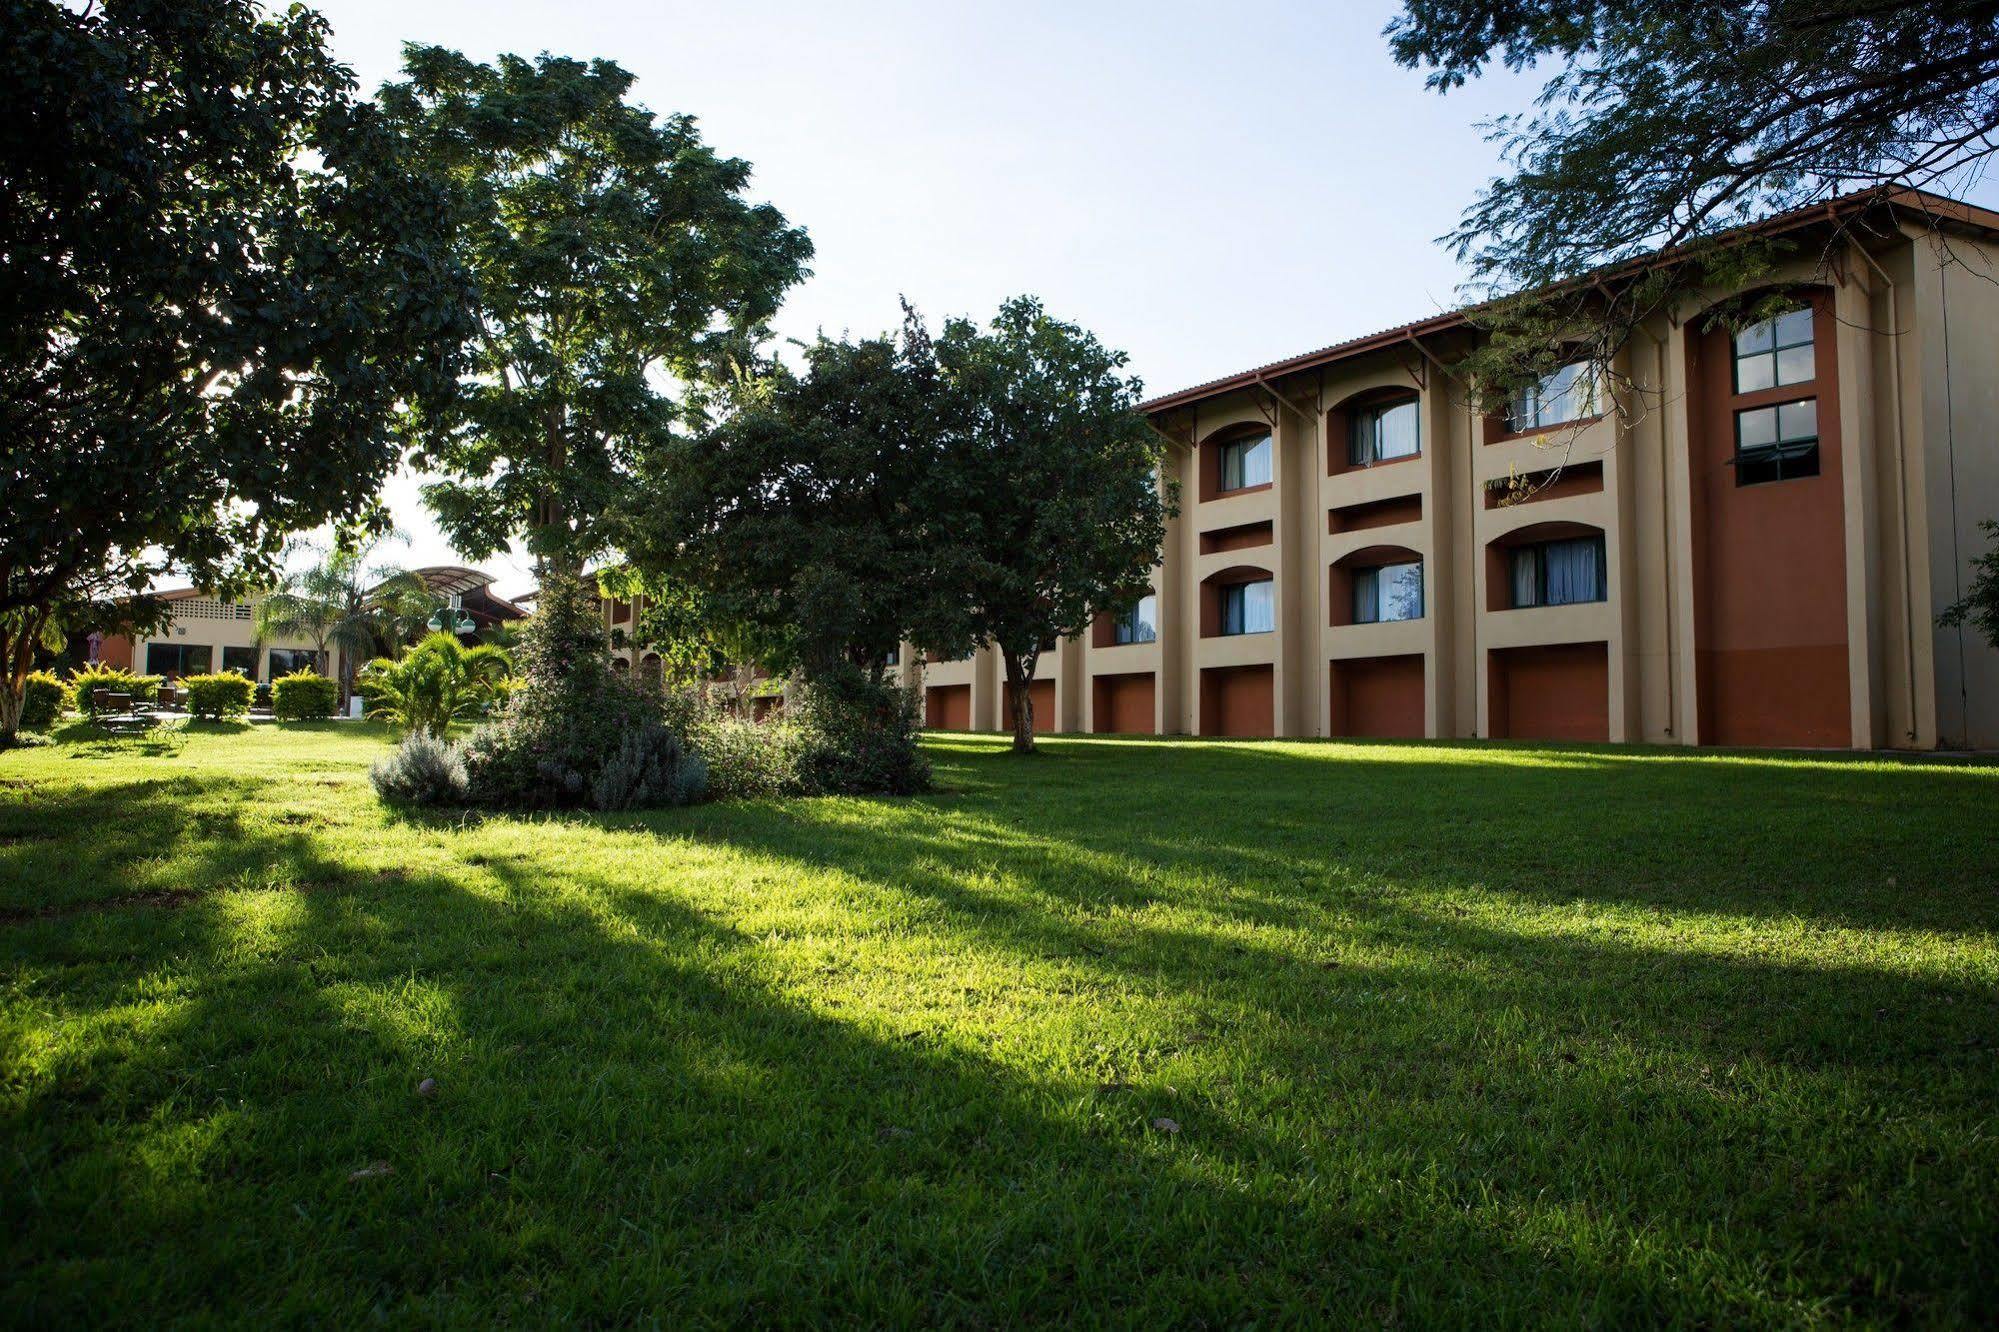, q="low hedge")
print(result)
[68,663,161,718]
[20,671,70,730]
[183,672,254,721]
[271,671,338,721]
